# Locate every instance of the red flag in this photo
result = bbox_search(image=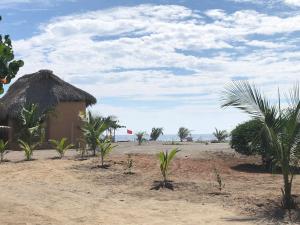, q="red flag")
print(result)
[127,129,133,134]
